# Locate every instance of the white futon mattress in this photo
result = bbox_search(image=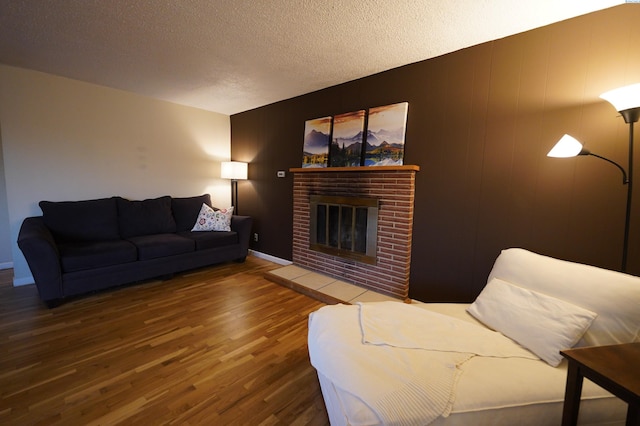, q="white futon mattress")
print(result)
[308,302,626,426]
